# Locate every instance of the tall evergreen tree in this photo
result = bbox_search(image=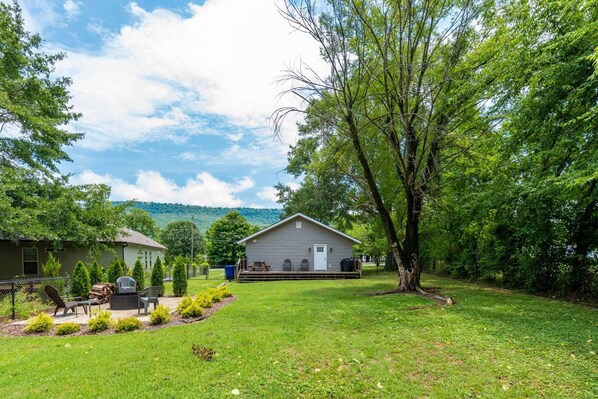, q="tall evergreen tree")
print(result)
[71,261,90,299]
[132,258,145,291]
[151,257,165,292]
